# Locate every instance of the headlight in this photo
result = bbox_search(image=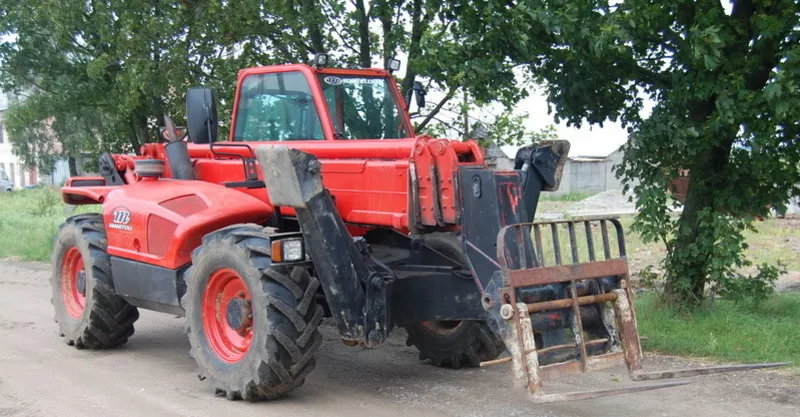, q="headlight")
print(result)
[271,238,305,262]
